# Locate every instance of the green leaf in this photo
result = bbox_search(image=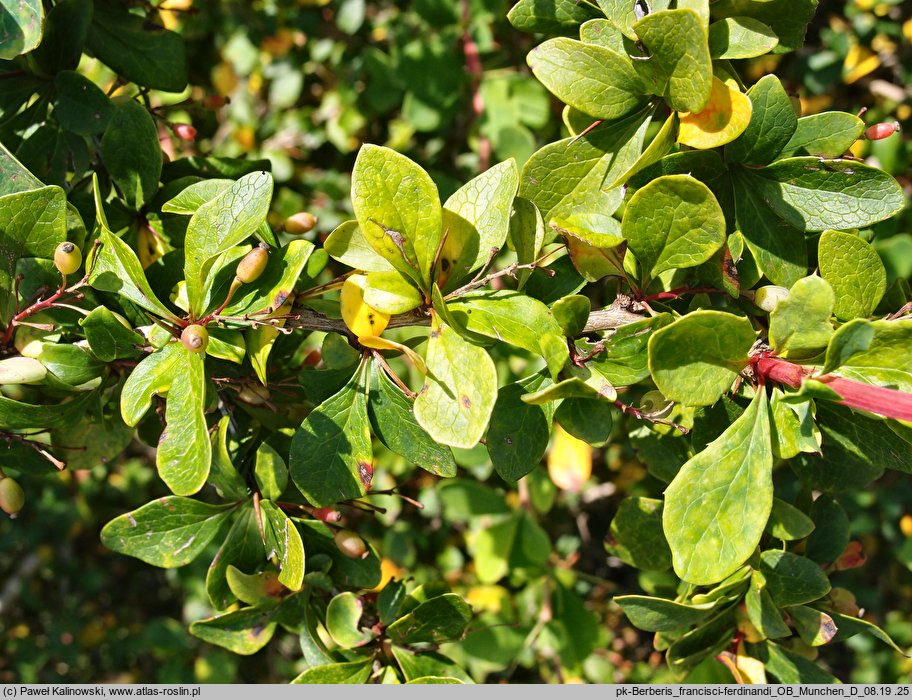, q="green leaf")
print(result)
[386,593,473,645]
[86,1,187,92]
[205,507,263,610]
[392,648,473,684]
[731,167,807,287]
[818,230,886,321]
[648,310,754,406]
[291,660,372,684]
[183,171,273,316]
[37,342,103,387]
[527,38,646,120]
[550,295,590,337]
[89,225,175,320]
[621,174,725,283]
[206,328,245,365]
[770,389,820,459]
[323,220,396,273]
[663,390,772,585]
[710,0,818,54]
[763,642,840,684]
[295,520,381,589]
[0,185,68,323]
[0,391,96,431]
[260,500,304,591]
[825,319,912,393]
[740,158,905,232]
[80,307,143,362]
[161,179,233,215]
[100,496,235,567]
[351,144,441,288]
[806,495,849,566]
[254,443,288,501]
[608,497,672,571]
[609,111,678,189]
[290,363,373,507]
[666,608,738,673]
[507,0,602,36]
[829,612,910,656]
[726,75,797,166]
[745,572,790,640]
[767,498,815,541]
[225,567,282,608]
[0,0,42,59]
[414,315,497,449]
[758,550,830,606]
[708,17,779,59]
[326,592,373,648]
[520,107,651,223]
[53,71,114,136]
[156,346,211,496]
[781,112,865,158]
[0,142,42,196]
[363,271,422,314]
[448,290,564,357]
[439,159,519,288]
[31,0,91,75]
[190,608,277,656]
[120,342,184,427]
[634,9,712,112]
[100,100,162,210]
[555,397,613,446]
[508,197,545,290]
[368,364,457,478]
[487,374,552,482]
[589,313,673,386]
[769,276,834,358]
[614,595,715,632]
[209,416,248,500]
